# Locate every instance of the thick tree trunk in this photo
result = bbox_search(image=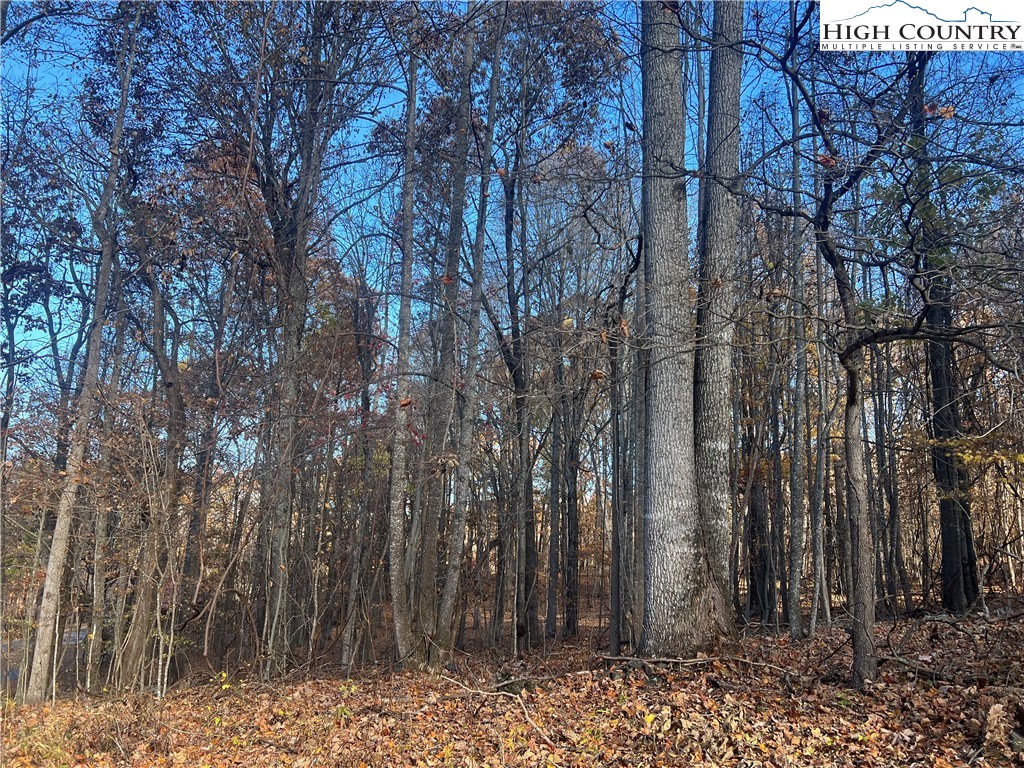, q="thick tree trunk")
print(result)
[929,324,980,614]
[638,1,729,657]
[693,0,743,643]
